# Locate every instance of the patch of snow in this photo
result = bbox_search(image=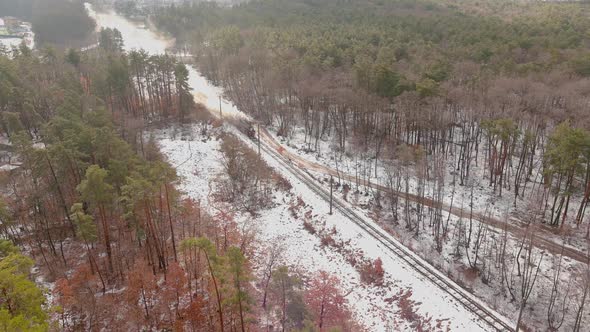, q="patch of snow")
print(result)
[0,164,20,171]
